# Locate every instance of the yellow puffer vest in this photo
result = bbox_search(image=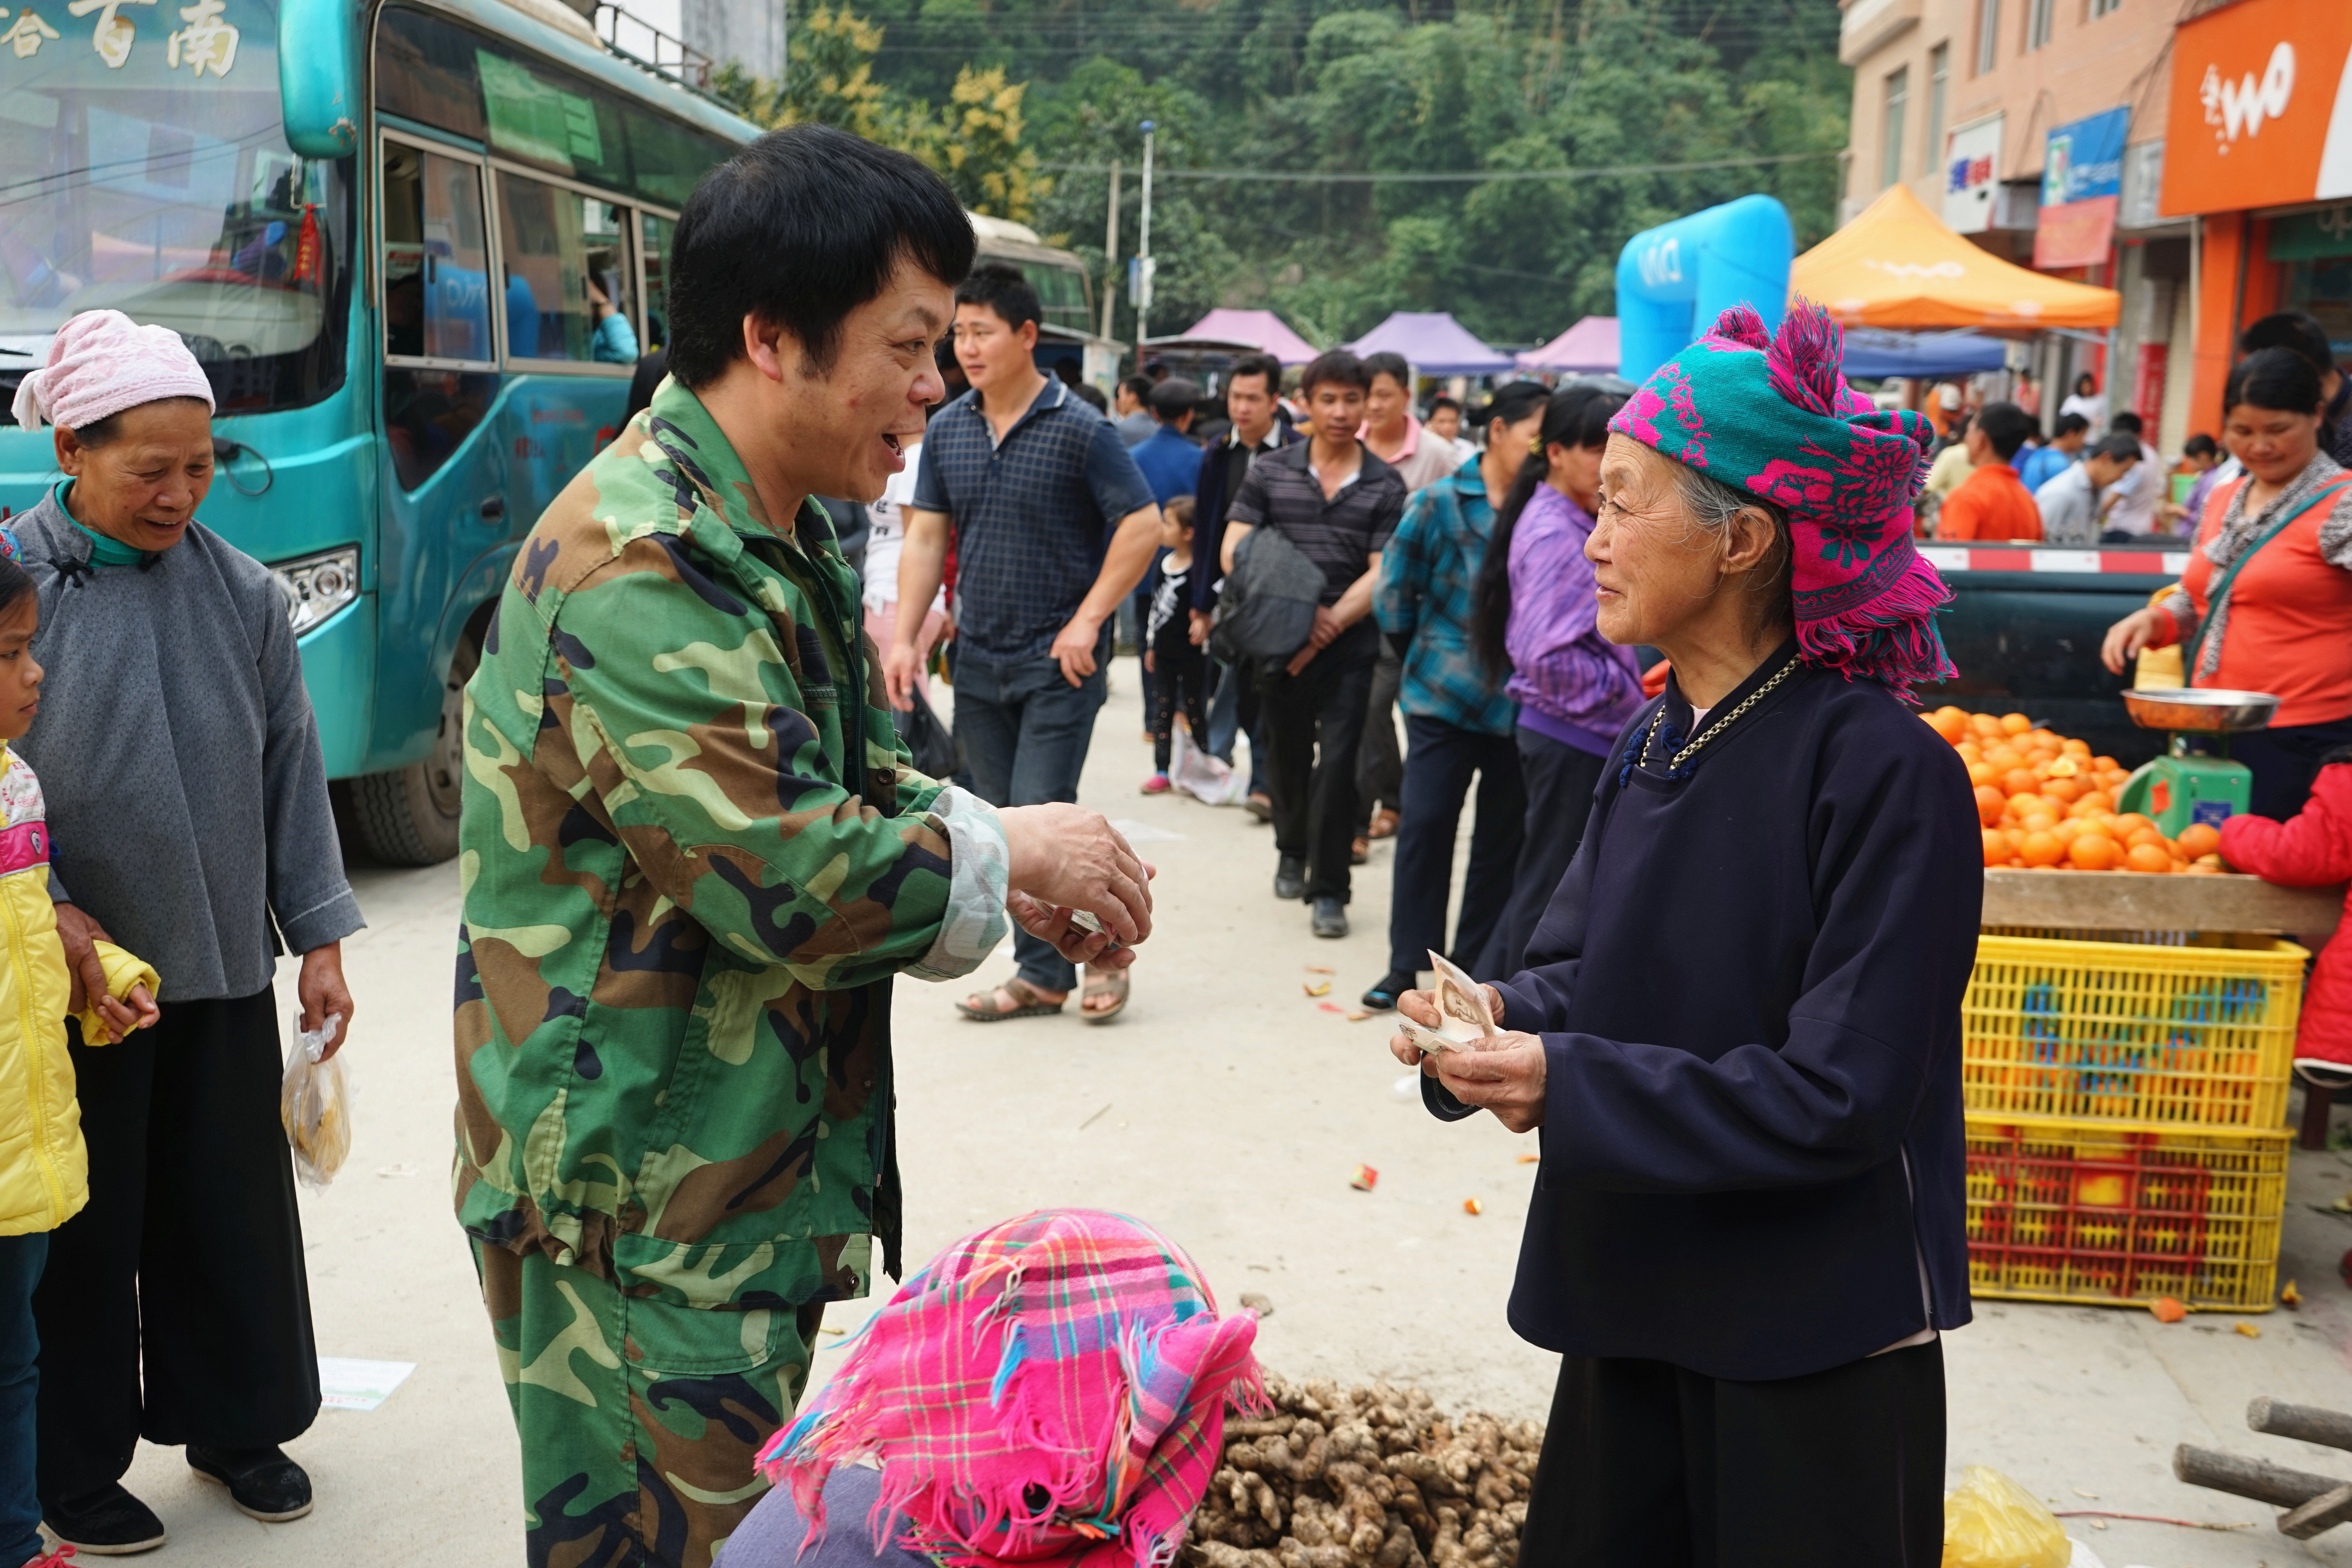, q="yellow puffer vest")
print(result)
[0,743,158,1237]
